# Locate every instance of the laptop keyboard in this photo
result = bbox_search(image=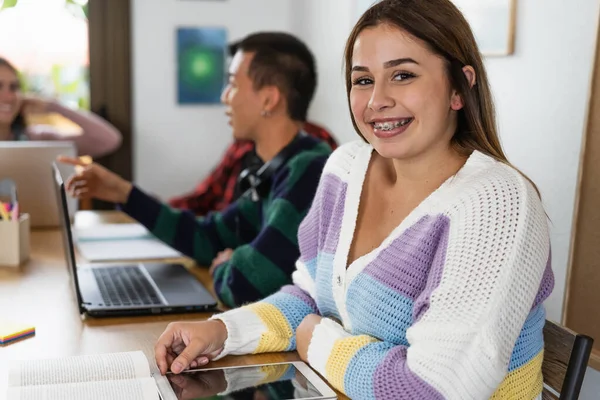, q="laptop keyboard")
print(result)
[92,266,163,307]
